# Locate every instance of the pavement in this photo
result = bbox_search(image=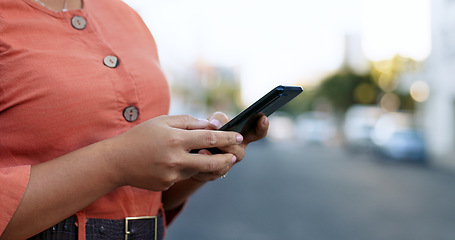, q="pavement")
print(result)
[166,140,455,240]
